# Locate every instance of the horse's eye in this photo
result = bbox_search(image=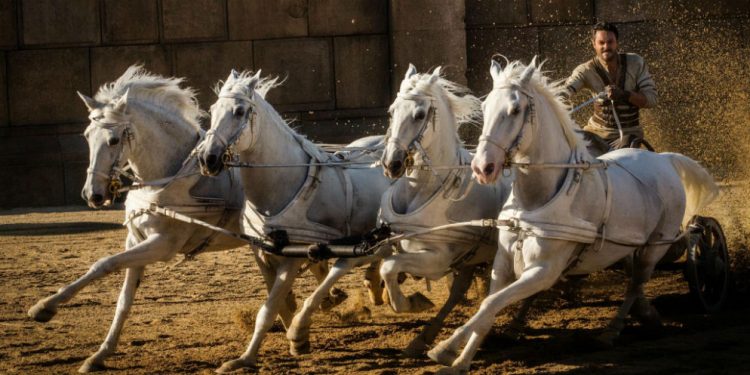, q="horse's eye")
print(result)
[108,137,120,146]
[234,107,245,117]
[509,106,520,116]
[414,111,426,121]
